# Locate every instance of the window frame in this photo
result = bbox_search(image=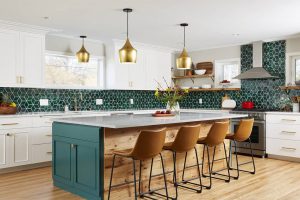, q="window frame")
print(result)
[286,52,300,86]
[44,51,105,90]
[214,58,241,88]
